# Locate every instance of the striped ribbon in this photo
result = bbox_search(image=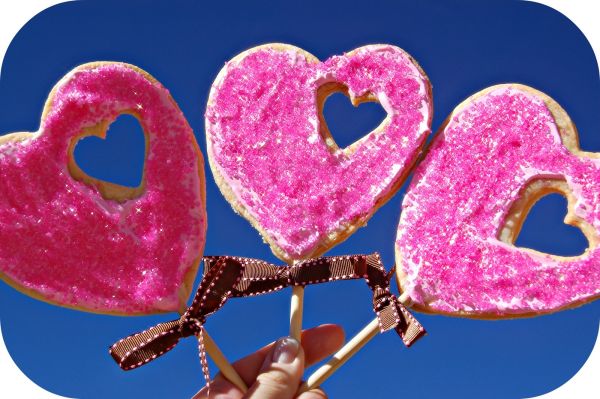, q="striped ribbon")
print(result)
[109,253,426,387]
